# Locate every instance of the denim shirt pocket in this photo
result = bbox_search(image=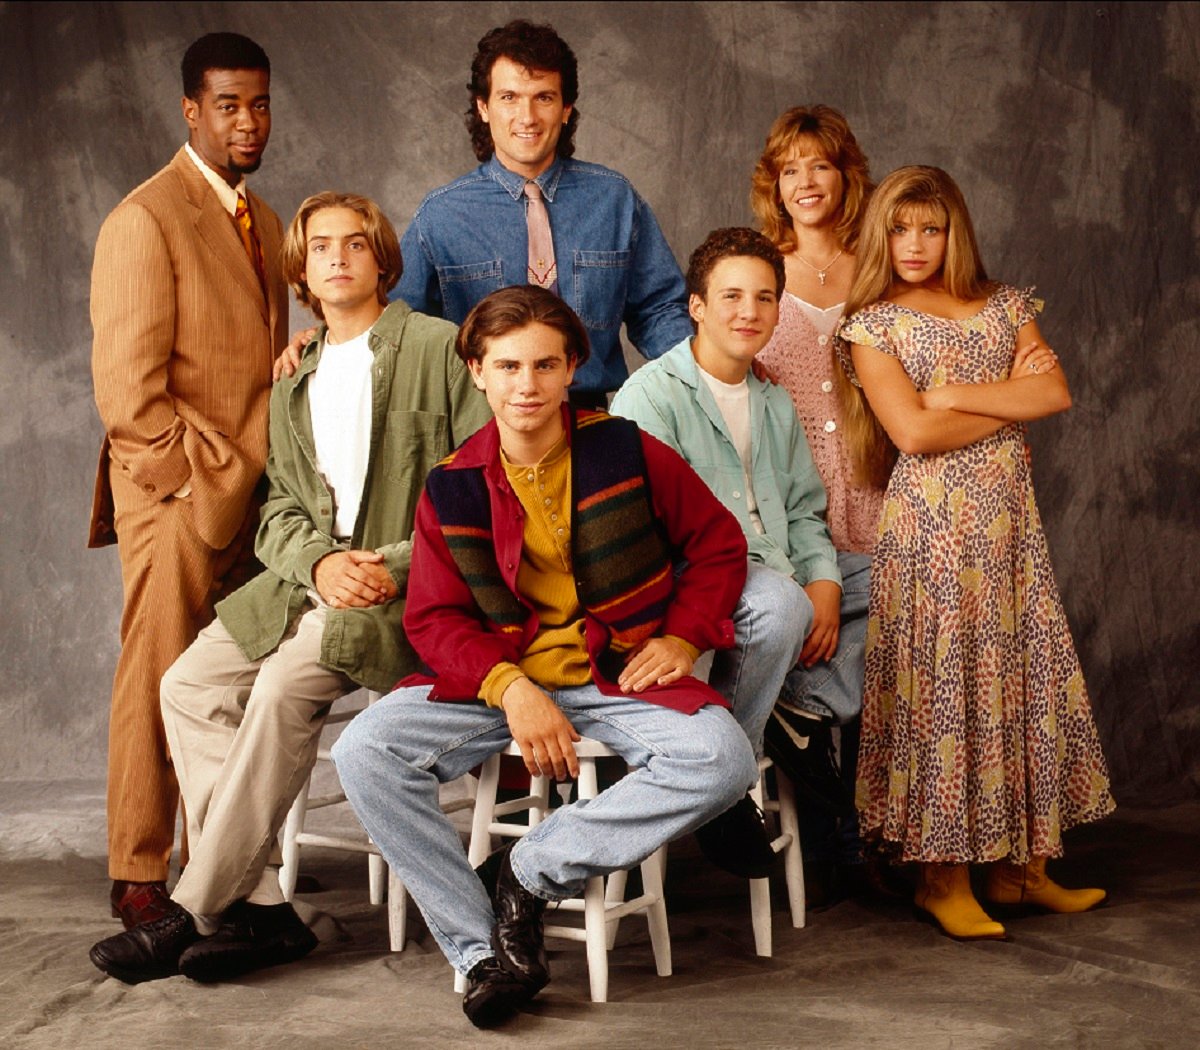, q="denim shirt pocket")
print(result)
[572,249,631,330]
[436,259,504,321]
